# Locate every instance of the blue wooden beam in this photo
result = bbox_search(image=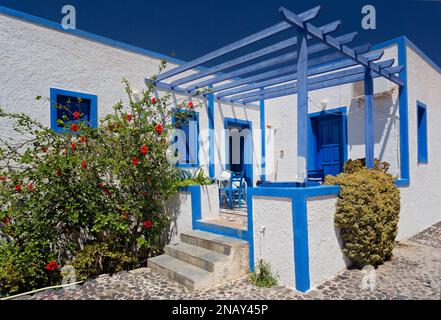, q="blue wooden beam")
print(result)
[364,67,375,168]
[279,7,404,86]
[241,61,402,104]
[233,58,394,102]
[170,21,341,88]
[186,31,356,92]
[155,6,321,82]
[296,27,309,183]
[203,33,358,96]
[226,54,390,102]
